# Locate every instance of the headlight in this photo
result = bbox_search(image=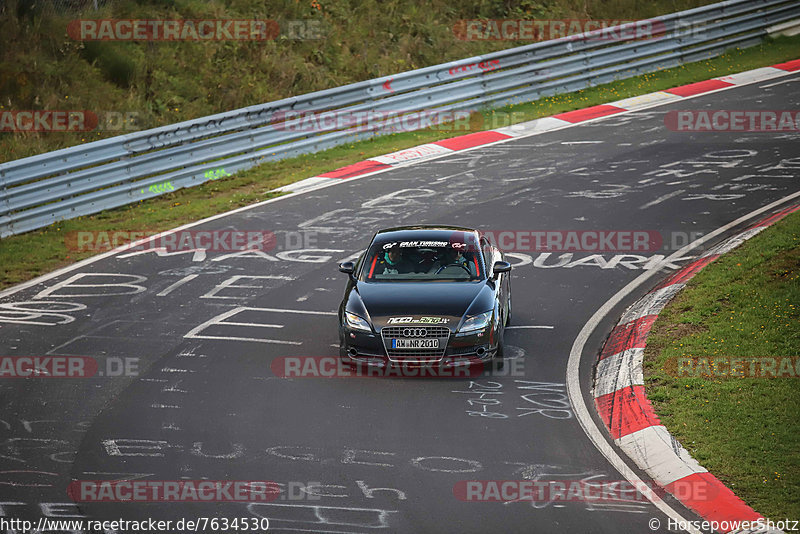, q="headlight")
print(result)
[460,311,492,333]
[345,312,372,332]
